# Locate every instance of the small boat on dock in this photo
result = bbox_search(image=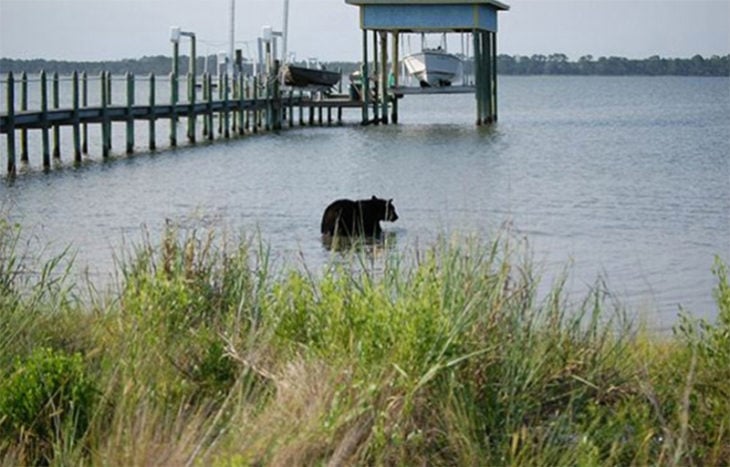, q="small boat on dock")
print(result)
[278,0,340,91]
[281,62,341,90]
